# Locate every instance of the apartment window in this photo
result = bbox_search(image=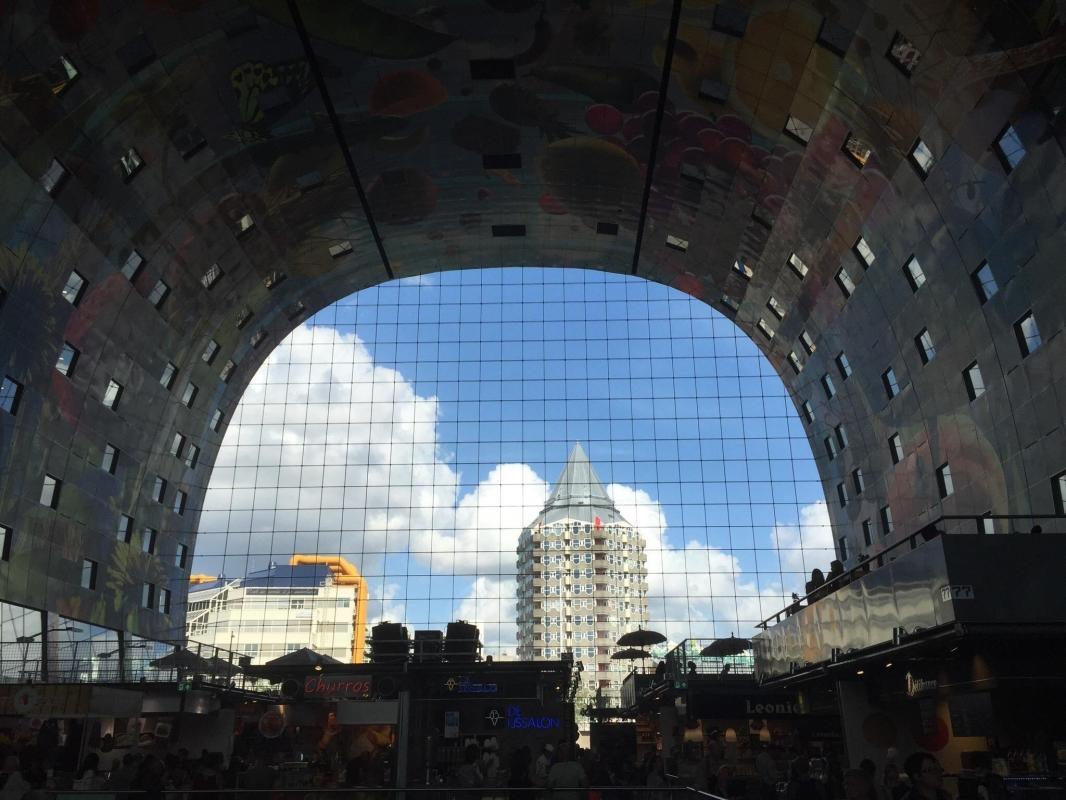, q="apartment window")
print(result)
[887,31,921,75]
[837,483,848,508]
[202,340,220,364]
[286,300,307,320]
[40,473,61,508]
[994,125,1026,172]
[61,271,87,306]
[103,379,123,410]
[236,213,255,235]
[936,463,954,498]
[821,373,836,399]
[903,256,926,291]
[147,280,169,309]
[800,331,816,355]
[909,139,935,177]
[142,582,156,610]
[0,524,10,561]
[833,353,852,381]
[41,159,67,195]
[185,443,200,470]
[176,543,189,569]
[852,468,865,495]
[121,251,144,281]
[329,241,353,259]
[756,319,775,340]
[882,367,900,399]
[842,133,872,168]
[56,342,79,377]
[81,559,98,590]
[971,261,998,303]
[824,436,838,460]
[982,515,996,535]
[665,234,689,252]
[173,489,187,516]
[963,362,985,401]
[788,253,809,279]
[787,352,802,374]
[219,359,236,382]
[835,267,856,298]
[837,536,849,561]
[862,519,873,547]
[181,382,198,408]
[201,263,223,290]
[767,296,786,320]
[880,505,894,535]
[0,377,23,415]
[853,237,875,268]
[889,433,904,464]
[118,514,134,543]
[160,361,177,390]
[1053,471,1066,515]
[169,432,186,458]
[48,54,79,95]
[733,259,753,279]
[235,307,252,329]
[101,443,119,475]
[784,115,813,145]
[915,328,936,364]
[152,476,166,503]
[142,527,157,554]
[801,401,814,425]
[250,330,267,349]
[210,408,224,432]
[119,147,143,180]
[1014,311,1041,357]
[835,424,849,449]
[159,588,171,614]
